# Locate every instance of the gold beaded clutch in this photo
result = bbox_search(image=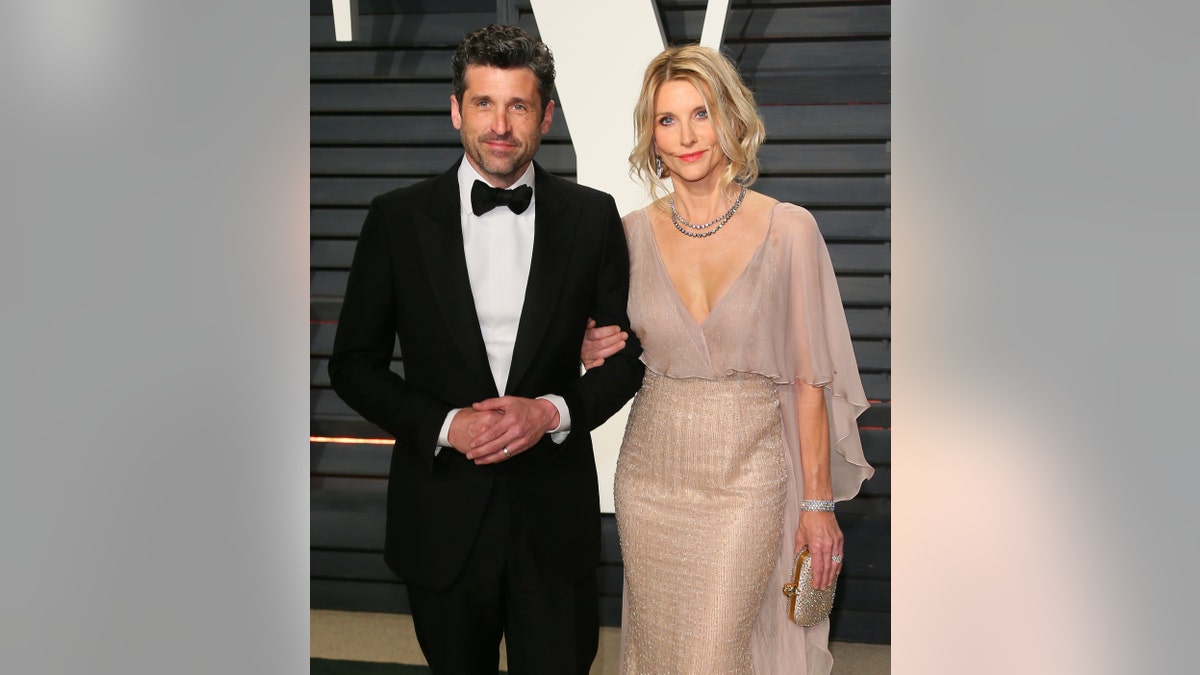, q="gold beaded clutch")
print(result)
[782,547,836,627]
